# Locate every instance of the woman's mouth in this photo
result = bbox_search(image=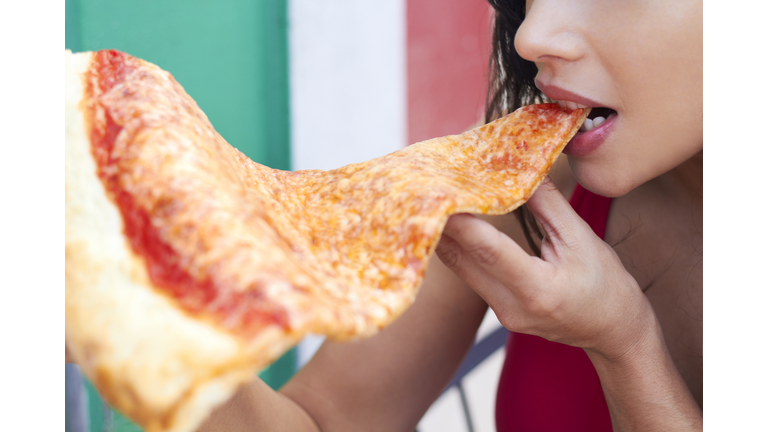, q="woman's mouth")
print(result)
[578,106,616,132]
[554,101,617,157]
